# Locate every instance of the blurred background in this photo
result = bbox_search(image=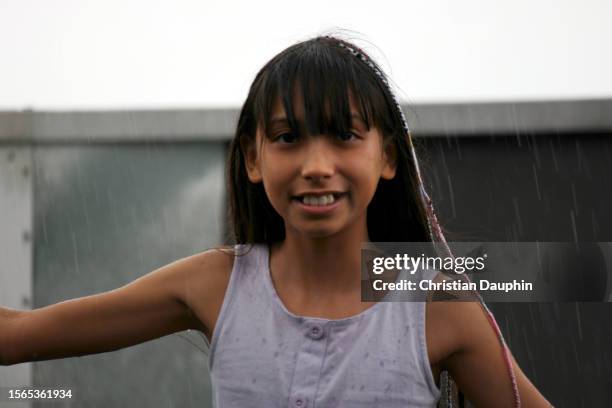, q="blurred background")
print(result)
[1,0,611,407]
